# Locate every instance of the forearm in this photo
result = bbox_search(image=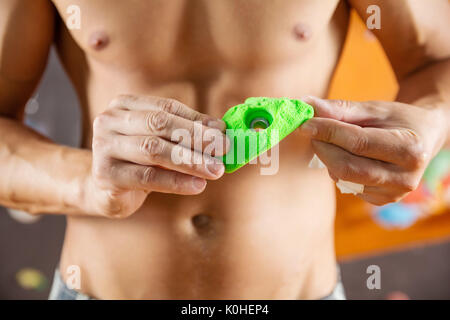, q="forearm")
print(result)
[0,116,92,215]
[396,58,450,148]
